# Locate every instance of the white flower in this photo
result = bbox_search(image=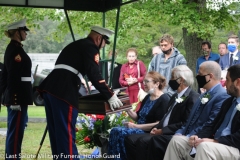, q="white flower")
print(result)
[236,104,240,111]
[176,97,184,103]
[201,98,209,104]
[233,55,239,61]
[109,114,116,122]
